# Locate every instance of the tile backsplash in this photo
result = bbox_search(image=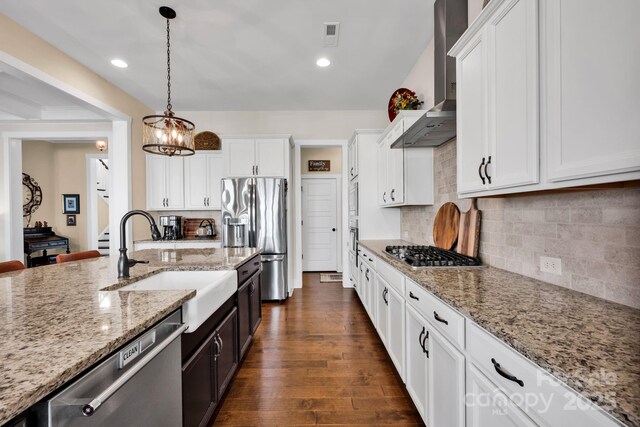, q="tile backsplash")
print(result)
[400,139,640,309]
